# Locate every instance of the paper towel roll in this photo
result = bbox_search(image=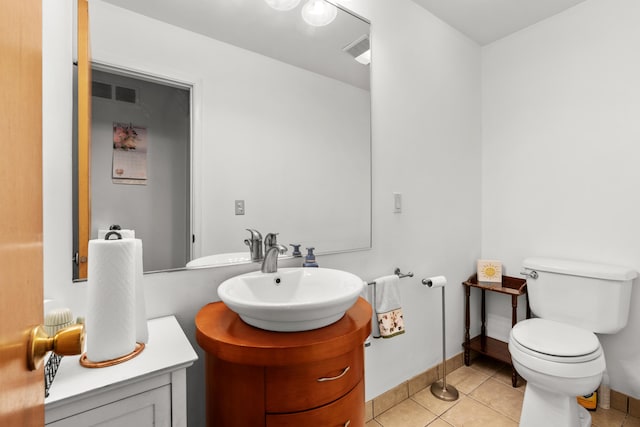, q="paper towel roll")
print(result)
[95,232,148,343]
[423,275,447,288]
[133,238,148,344]
[86,238,137,362]
[98,228,135,239]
